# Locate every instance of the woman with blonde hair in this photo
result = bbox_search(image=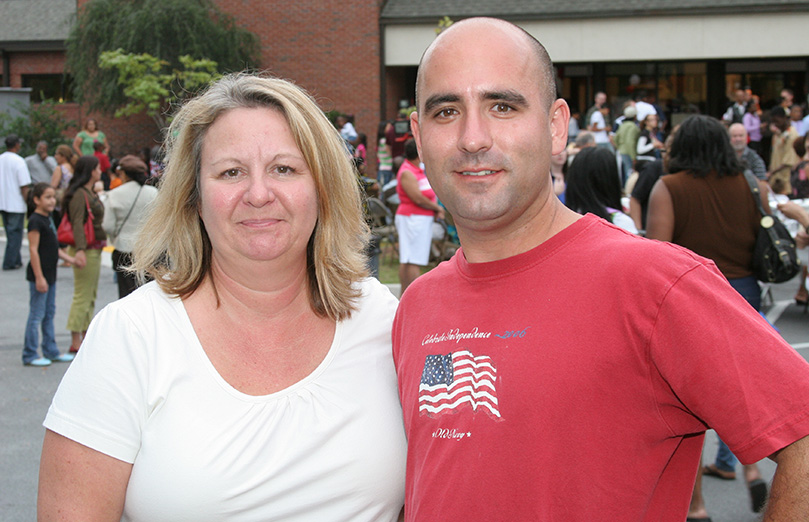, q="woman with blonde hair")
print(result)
[40,74,406,521]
